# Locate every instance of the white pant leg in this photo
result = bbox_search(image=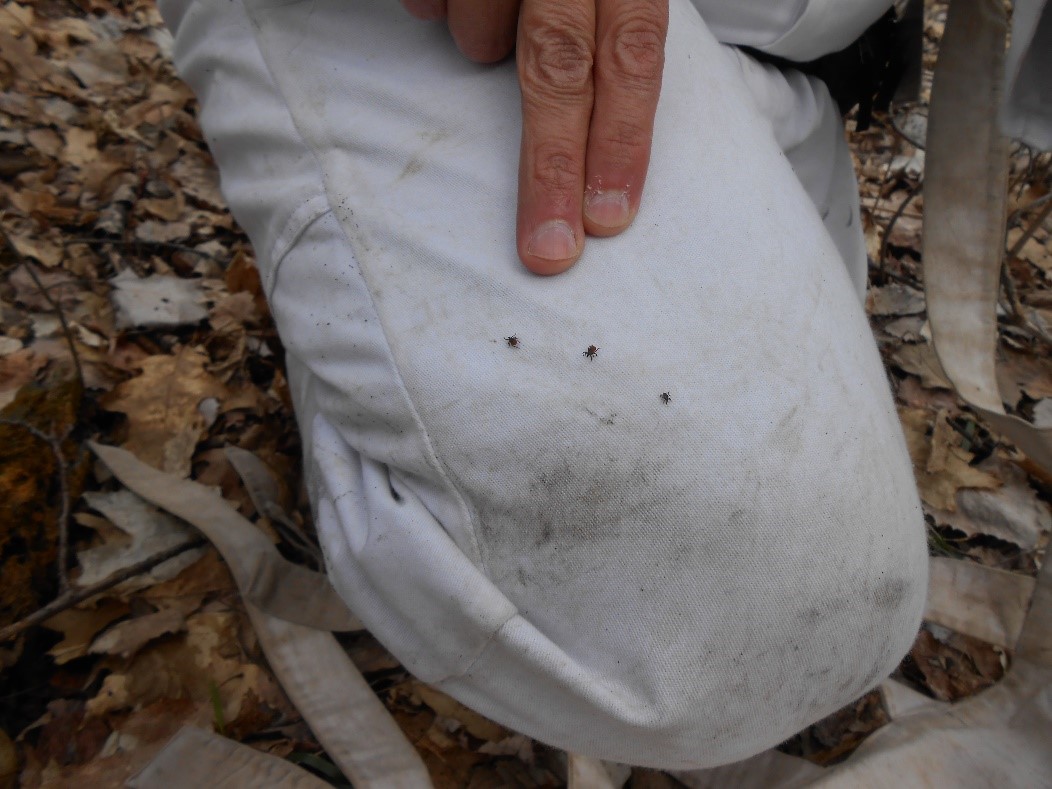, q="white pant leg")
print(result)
[160,0,926,769]
[692,0,892,59]
[730,50,869,299]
